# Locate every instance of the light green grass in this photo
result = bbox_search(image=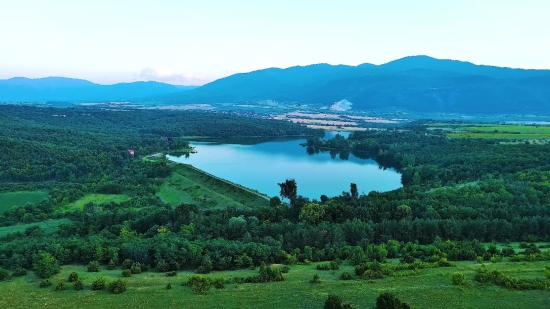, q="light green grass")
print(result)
[157,166,269,209]
[0,191,49,213]
[1,261,549,309]
[0,218,71,237]
[57,194,131,213]
[427,123,550,140]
